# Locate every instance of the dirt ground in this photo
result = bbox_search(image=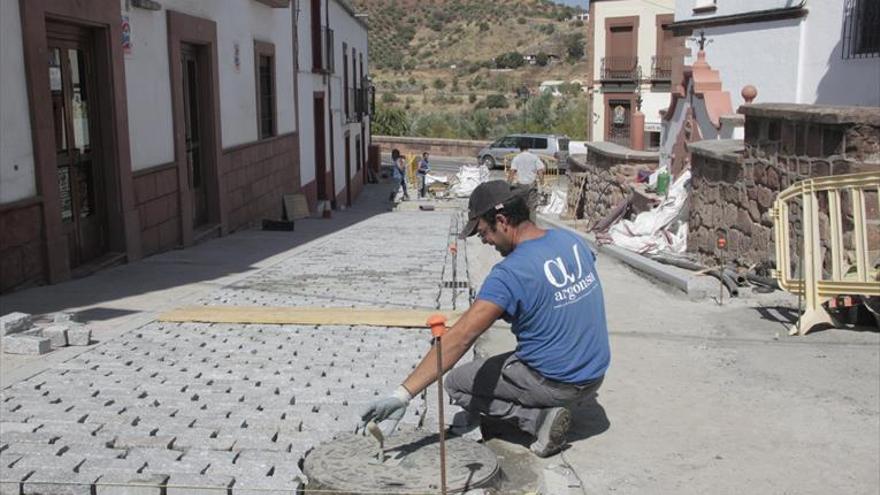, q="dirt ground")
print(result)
[467,233,880,494]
